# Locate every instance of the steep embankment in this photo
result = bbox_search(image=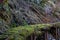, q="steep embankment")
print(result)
[0,0,60,25]
[8,0,60,25]
[0,0,60,26]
